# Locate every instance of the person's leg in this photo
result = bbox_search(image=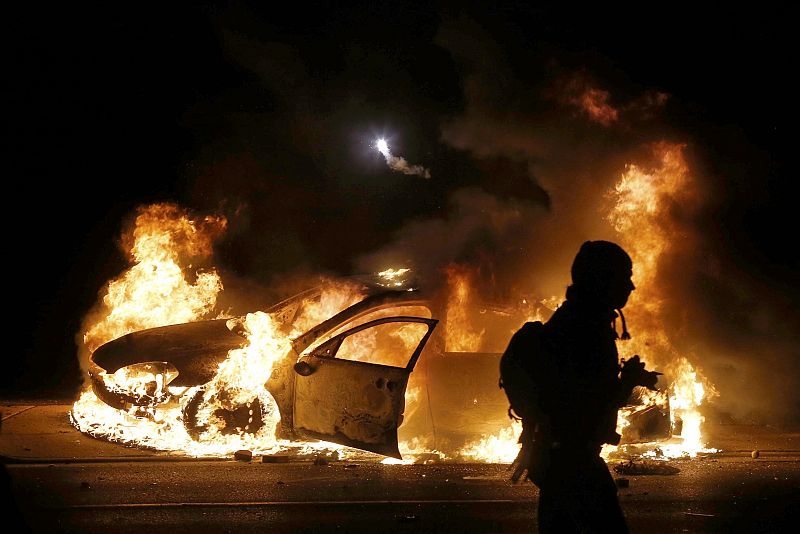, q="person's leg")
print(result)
[537,452,581,534]
[566,455,629,534]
